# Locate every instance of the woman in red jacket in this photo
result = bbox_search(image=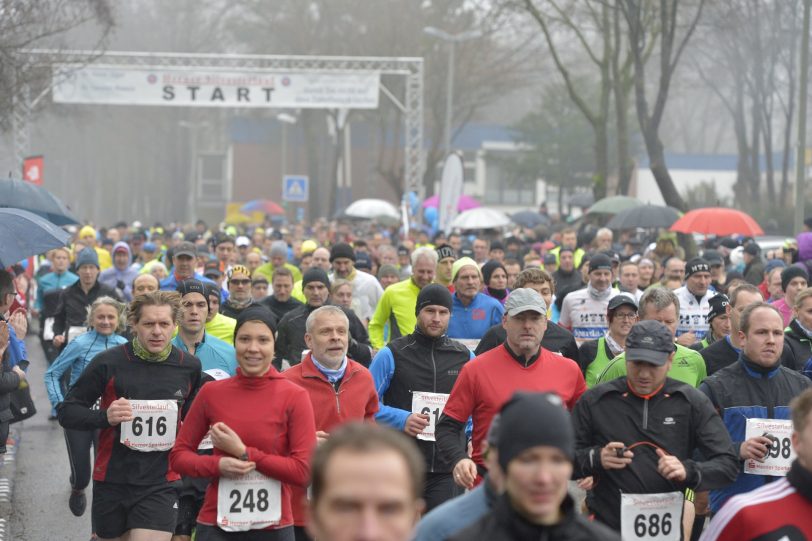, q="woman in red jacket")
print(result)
[171,306,316,540]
